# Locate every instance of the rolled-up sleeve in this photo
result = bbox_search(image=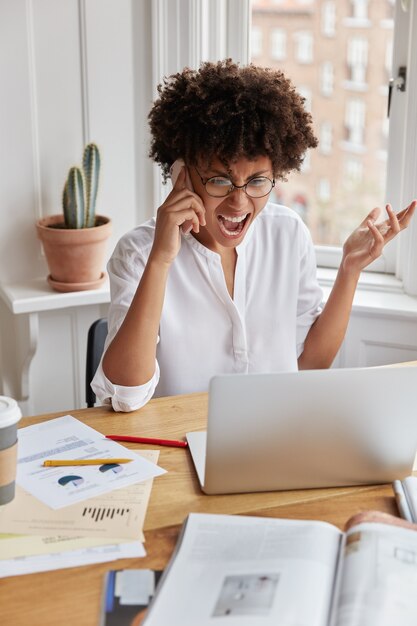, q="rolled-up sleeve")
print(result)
[91,242,160,412]
[92,359,160,412]
[295,222,323,357]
